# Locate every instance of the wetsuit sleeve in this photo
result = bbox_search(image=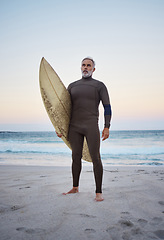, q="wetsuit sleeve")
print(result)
[99,83,112,128]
